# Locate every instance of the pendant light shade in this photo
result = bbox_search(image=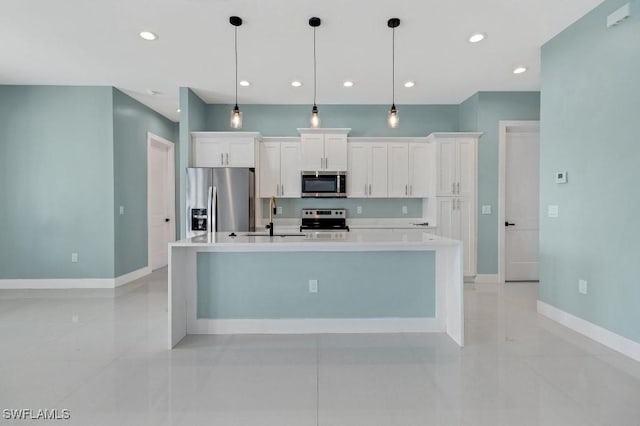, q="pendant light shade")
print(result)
[230,16,243,129]
[387,18,400,129]
[309,17,321,128]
